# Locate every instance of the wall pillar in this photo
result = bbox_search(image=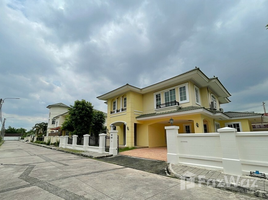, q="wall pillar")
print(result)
[72,135,78,146]
[218,127,242,176]
[109,130,118,155]
[63,135,68,148]
[59,136,64,148]
[83,134,89,149]
[165,126,179,164]
[99,133,107,153]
